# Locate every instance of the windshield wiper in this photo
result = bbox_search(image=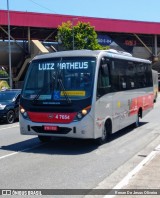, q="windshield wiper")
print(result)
[55,58,72,104]
[32,89,43,103]
[32,89,46,104]
[32,80,55,103]
[57,78,72,104]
